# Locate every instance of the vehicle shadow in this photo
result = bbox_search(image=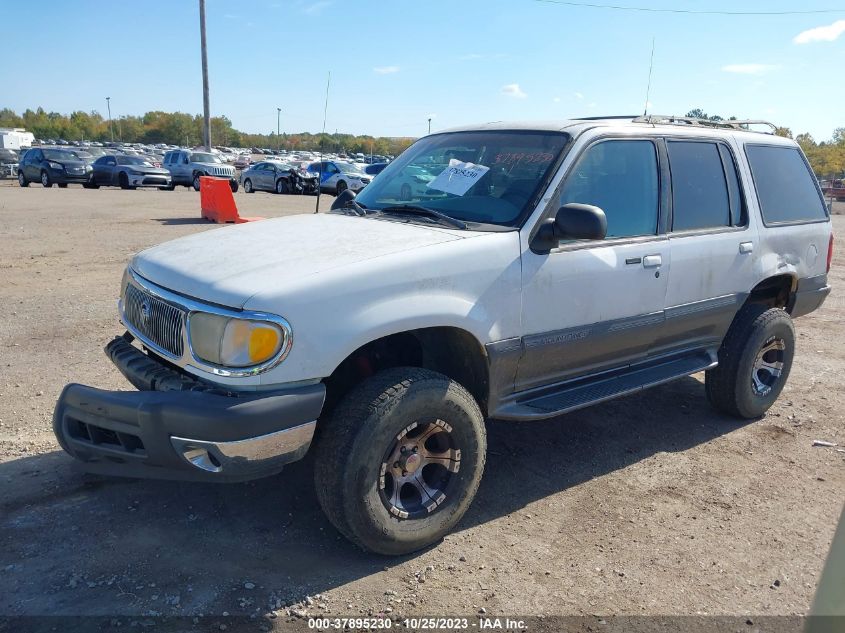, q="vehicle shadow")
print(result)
[151,217,213,225]
[0,375,753,616]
